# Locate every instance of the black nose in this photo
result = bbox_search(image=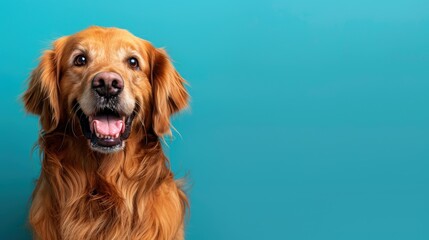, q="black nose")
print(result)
[92,72,124,97]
